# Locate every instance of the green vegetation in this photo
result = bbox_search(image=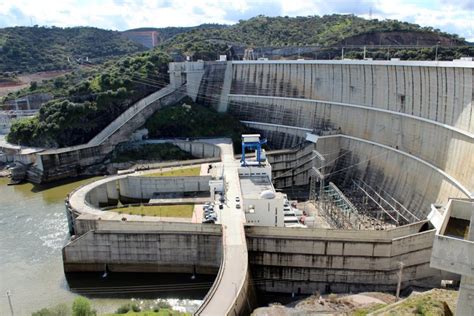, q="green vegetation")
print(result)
[160,14,469,60]
[7,50,171,147]
[105,312,183,316]
[369,289,457,315]
[4,15,472,148]
[106,300,189,315]
[112,204,194,217]
[31,299,188,316]
[32,297,96,316]
[0,26,145,73]
[145,100,247,149]
[114,303,141,314]
[72,297,96,316]
[351,303,386,316]
[111,143,195,163]
[32,303,70,316]
[0,72,20,84]
[125,24,227,43]
[143,166,201,177]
